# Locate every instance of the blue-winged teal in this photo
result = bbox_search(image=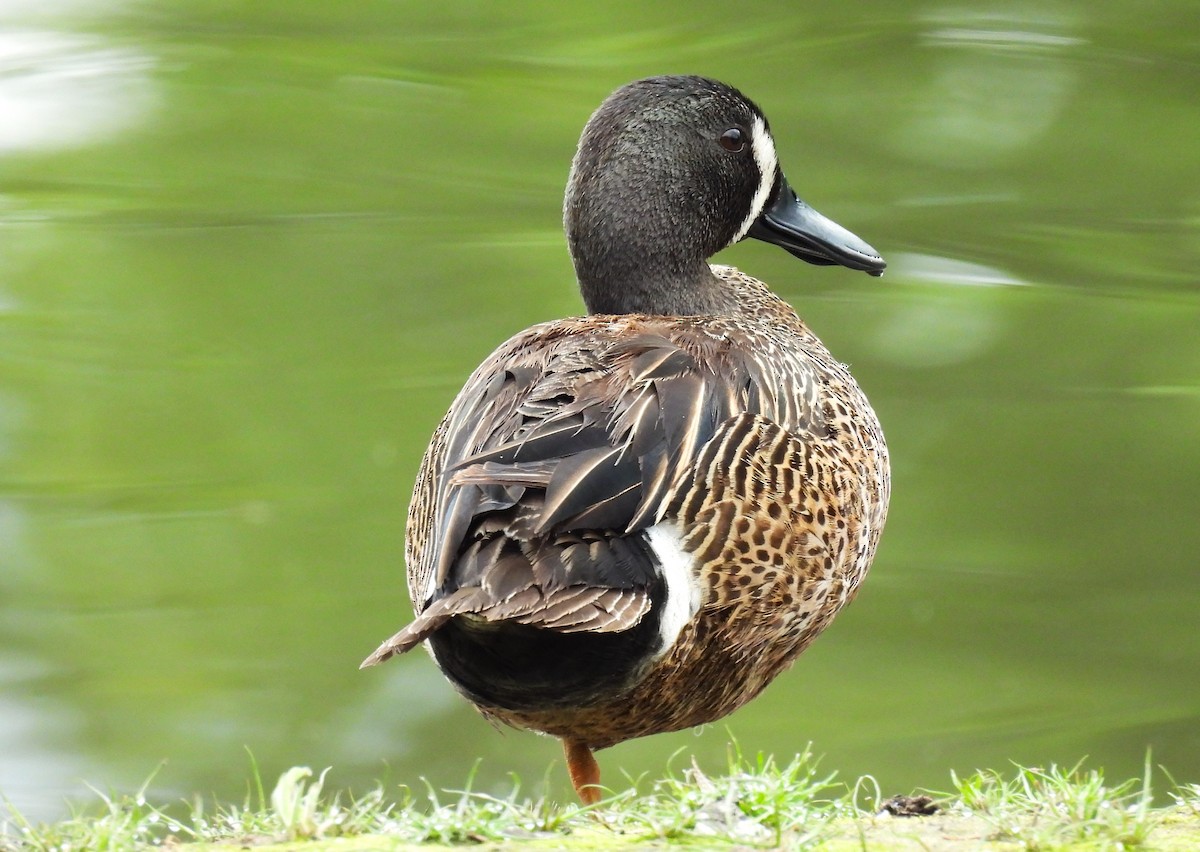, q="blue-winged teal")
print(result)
[363,76,889,804]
